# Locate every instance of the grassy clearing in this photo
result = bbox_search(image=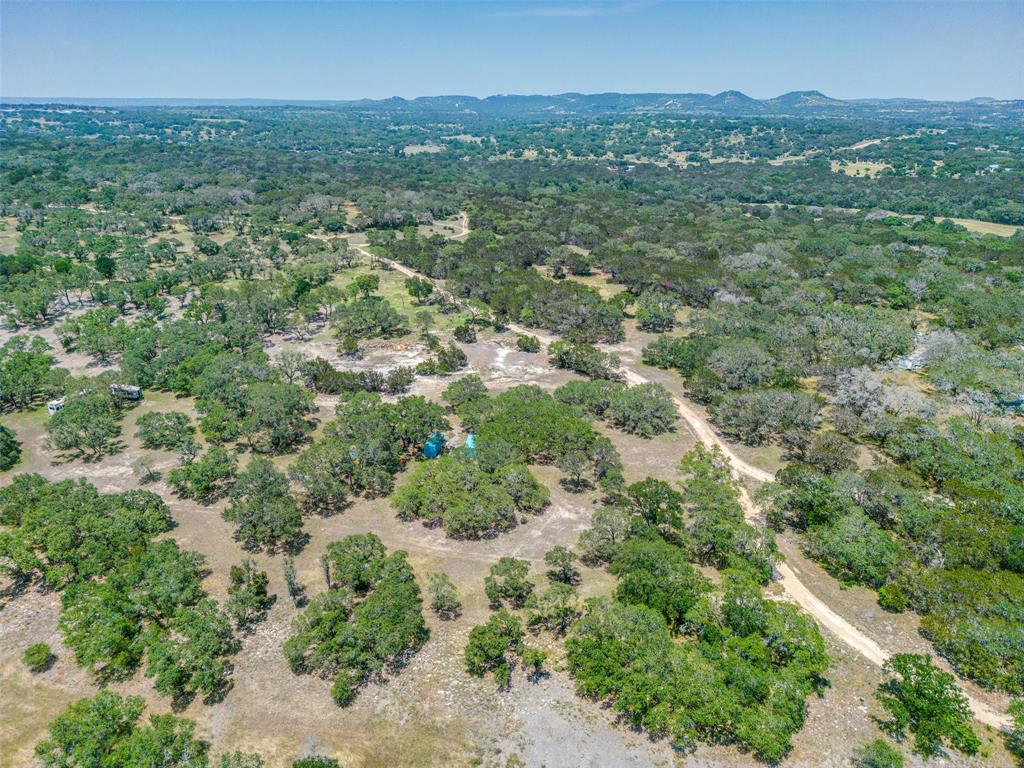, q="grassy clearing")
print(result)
[830,160,892,178]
